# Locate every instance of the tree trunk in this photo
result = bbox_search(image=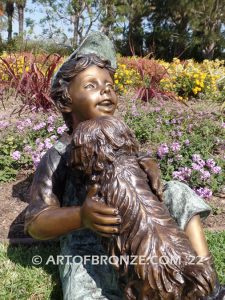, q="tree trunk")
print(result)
[6,1,14,42]
[17,5,24,37]
[72,14,79,48]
